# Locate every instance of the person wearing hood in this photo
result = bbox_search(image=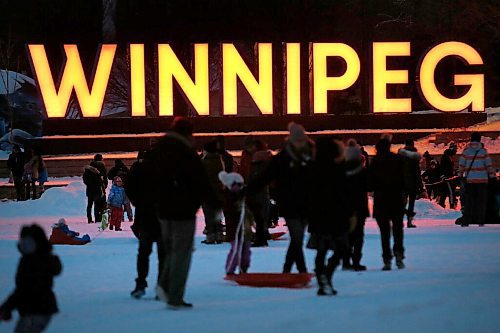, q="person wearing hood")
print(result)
[201,140,225,244]
[368,136,406,270]
[0,224,62,333]
[398,139,424,228]
[143,117,220,309]
[248,122,313,274]
[7,144,25,201]
[343,139,369,271]
[458,132,496,226]
[107,159,129,181]
[82,156,107,224]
